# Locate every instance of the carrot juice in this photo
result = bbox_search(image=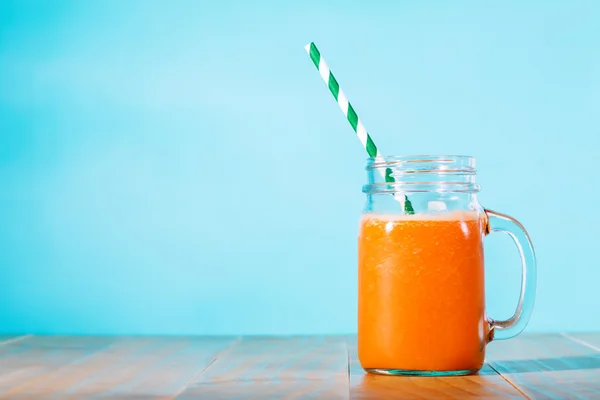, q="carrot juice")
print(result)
[358,210,489,374]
